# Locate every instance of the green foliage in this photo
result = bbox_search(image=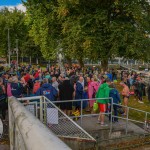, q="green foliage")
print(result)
[0,7,41,61]
[24,0,150,67]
